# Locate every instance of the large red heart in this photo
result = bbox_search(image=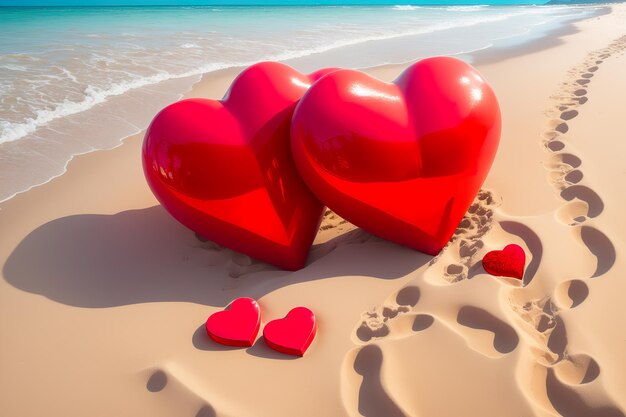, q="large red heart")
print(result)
[206,297,261,347]
[143,62,338,270]
[482,244,526,279]
[263,307,317,357]
[291,57,501,255]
